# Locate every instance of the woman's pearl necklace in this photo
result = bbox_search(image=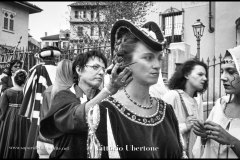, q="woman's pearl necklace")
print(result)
[123,87,153,109]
